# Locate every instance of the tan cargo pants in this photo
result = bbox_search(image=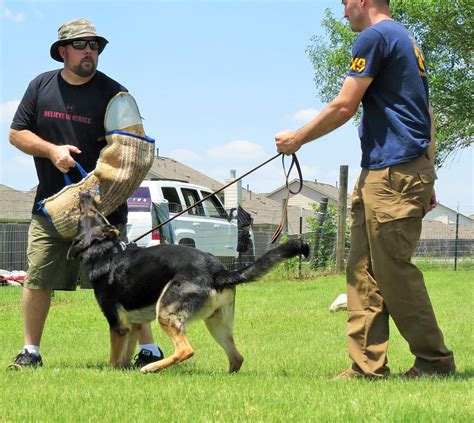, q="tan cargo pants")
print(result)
[346,153,455,377]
